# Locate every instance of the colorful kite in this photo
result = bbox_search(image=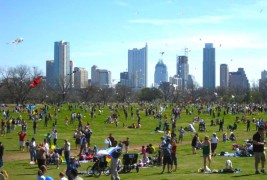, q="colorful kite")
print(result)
[29,76,42,88]
[7,38,24,45]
